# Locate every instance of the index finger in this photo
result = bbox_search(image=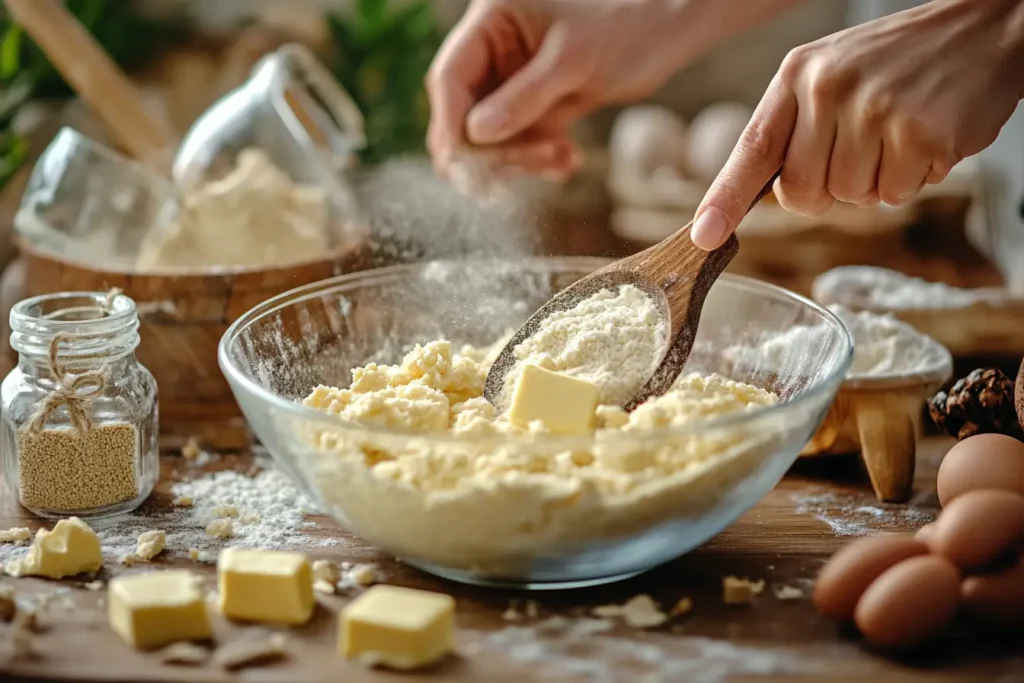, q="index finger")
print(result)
[425,15,491,175]
[690,76,798,250]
